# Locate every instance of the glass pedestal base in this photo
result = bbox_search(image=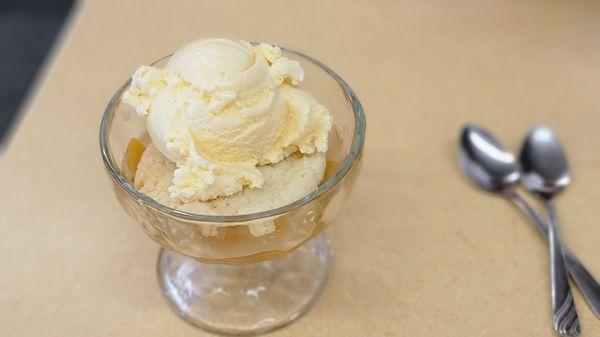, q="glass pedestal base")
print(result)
[156,234,332,335]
